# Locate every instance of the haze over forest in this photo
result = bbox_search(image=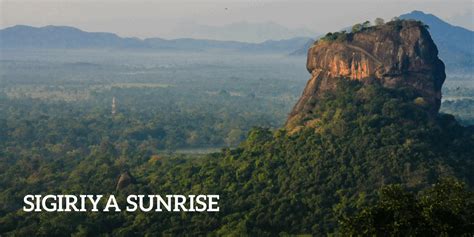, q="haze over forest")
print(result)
[1,1,474,236]
[1,14,474,235]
